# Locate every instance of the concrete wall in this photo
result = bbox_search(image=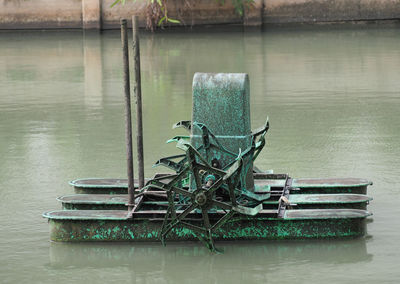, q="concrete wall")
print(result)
[263,0,400,24]
[0,0,82,29]
[0,0,399,29]
[98,0,252,28]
